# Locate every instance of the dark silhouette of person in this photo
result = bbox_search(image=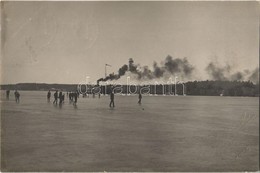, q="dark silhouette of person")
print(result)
[138,93,142,104]
[74,92,78,105]
[98,93,101,98]
[59,91,63,104]
[77,91,79,98]
[109,91,115,108]
[6,90,10,99]
[62,94,65,103]
[53,91,58,104]
[47,90,51,102]
[14,90,20,103]
[69,92,72,101]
